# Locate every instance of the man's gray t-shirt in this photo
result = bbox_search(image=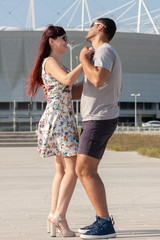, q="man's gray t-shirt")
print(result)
[81,42,122,121]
